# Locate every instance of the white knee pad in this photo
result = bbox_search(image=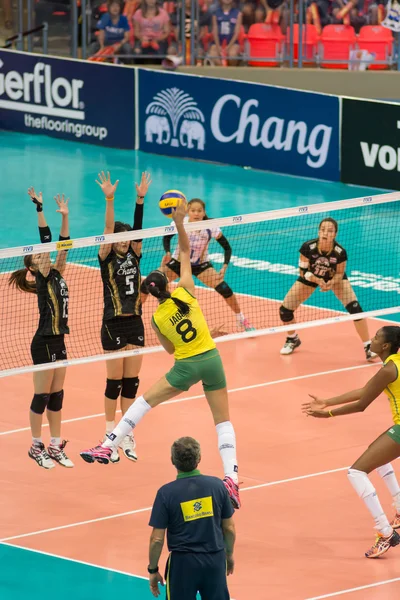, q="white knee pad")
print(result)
[377,463,394,479]
[347,468,376,499]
